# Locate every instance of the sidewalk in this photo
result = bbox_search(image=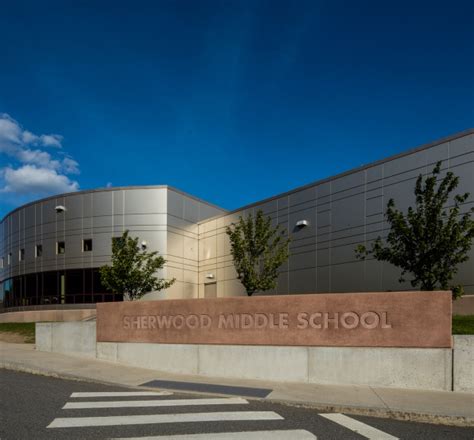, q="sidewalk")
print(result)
[1,342,473,426]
